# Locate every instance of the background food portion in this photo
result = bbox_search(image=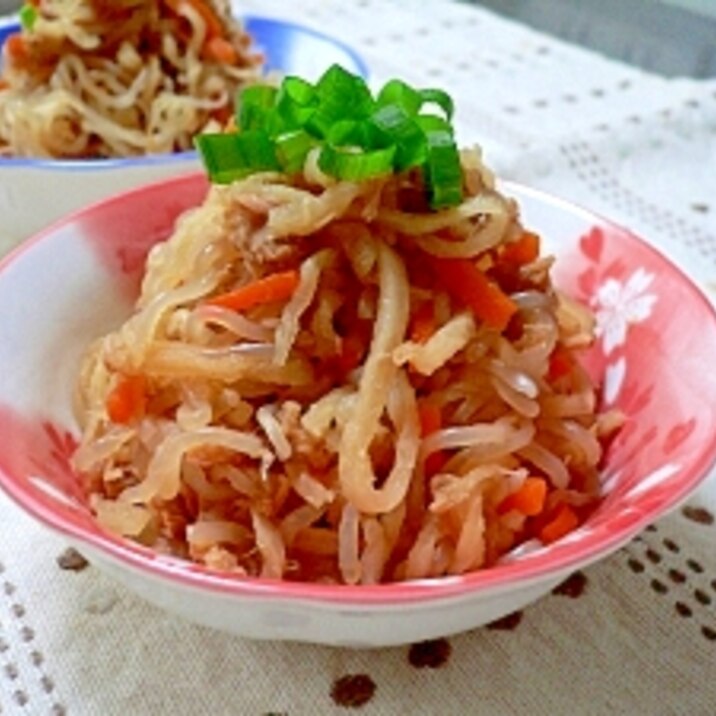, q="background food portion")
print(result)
[0,0,262,158]
[0,7,368,250]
